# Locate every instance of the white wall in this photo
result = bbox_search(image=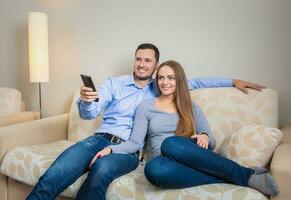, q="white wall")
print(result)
[1,0,291,125]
